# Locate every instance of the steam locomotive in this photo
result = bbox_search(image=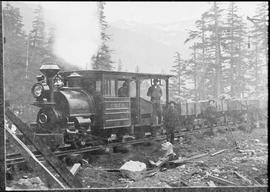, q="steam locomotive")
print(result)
[31,62,172,149]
